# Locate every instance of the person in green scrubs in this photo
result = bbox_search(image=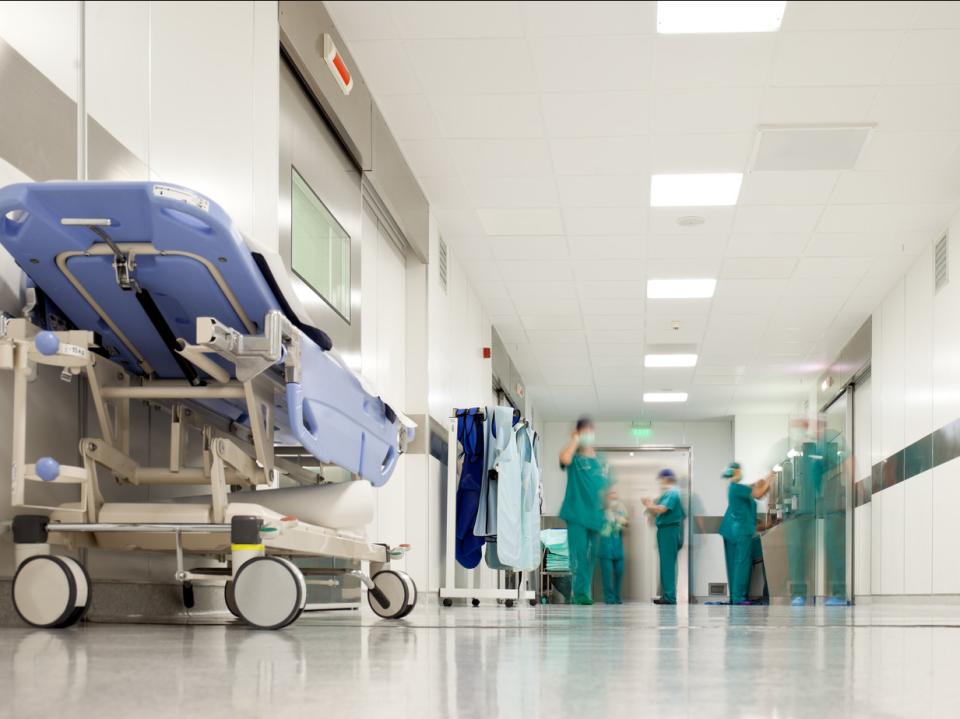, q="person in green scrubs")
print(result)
[598,490,628,604]
[559,417,609,605]
[642,468,685,605]
[719,462,773,605]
